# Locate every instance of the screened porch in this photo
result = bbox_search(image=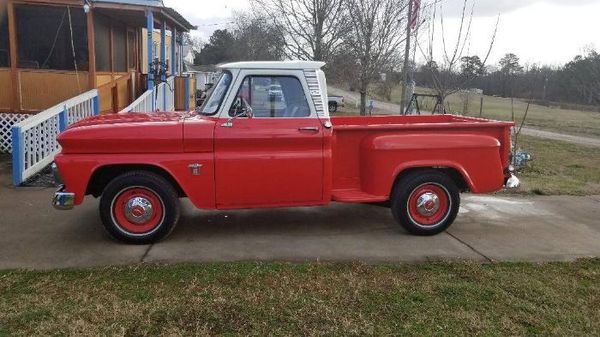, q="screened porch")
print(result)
[0,0,194,115]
